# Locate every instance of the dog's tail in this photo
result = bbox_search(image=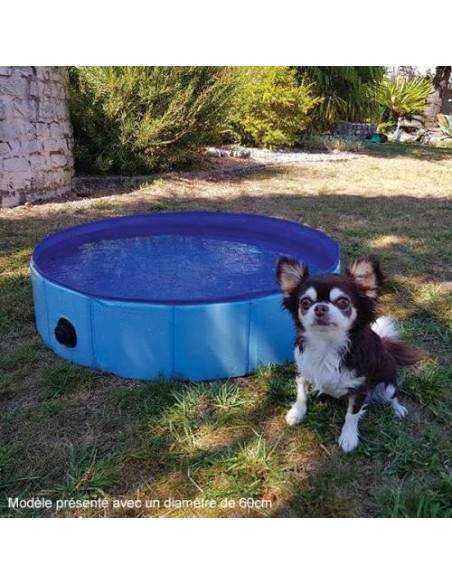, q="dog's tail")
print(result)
[372,316,425,367]
[371,315,399,340]
[383,338,425,367]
